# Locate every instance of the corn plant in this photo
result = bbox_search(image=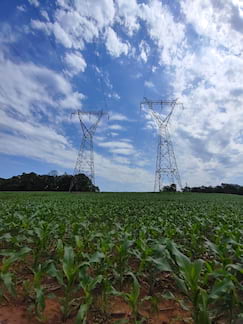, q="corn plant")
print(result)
[113,272,143,324]
[133,236,153,274]
[165,241,211,323]
[114,234,133,289]
[75,266,102,323]
[47,246,82,320]
[24,263,48,322]
[206,263,242,323]
[0,247,31,300]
